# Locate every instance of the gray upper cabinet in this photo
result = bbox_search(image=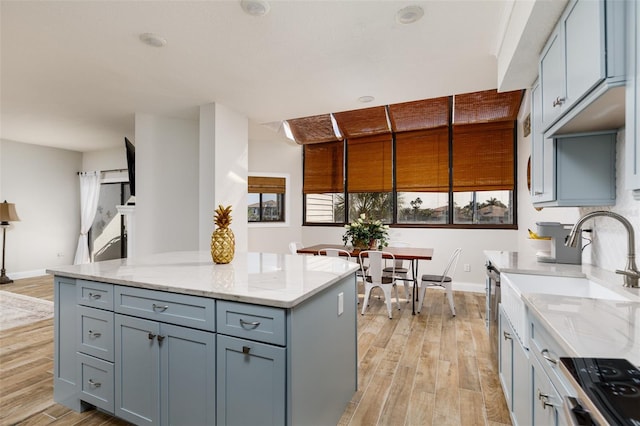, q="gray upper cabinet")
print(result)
[531,130,616,208]
[531,83,556,204]
[540,30,566,127]
[538,0,626,135]
[627,0,640,195]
